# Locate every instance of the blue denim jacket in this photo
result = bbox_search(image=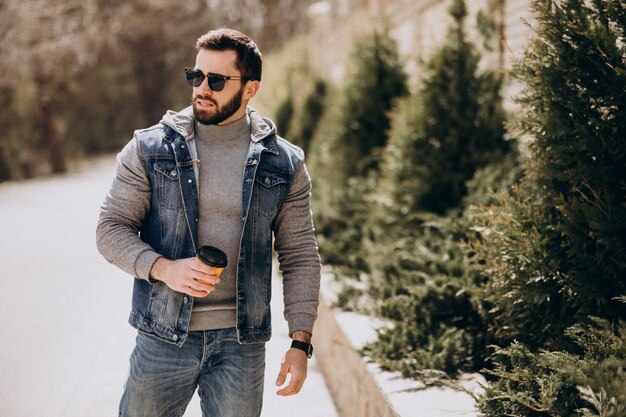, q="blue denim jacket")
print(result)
[97,107,321,346]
